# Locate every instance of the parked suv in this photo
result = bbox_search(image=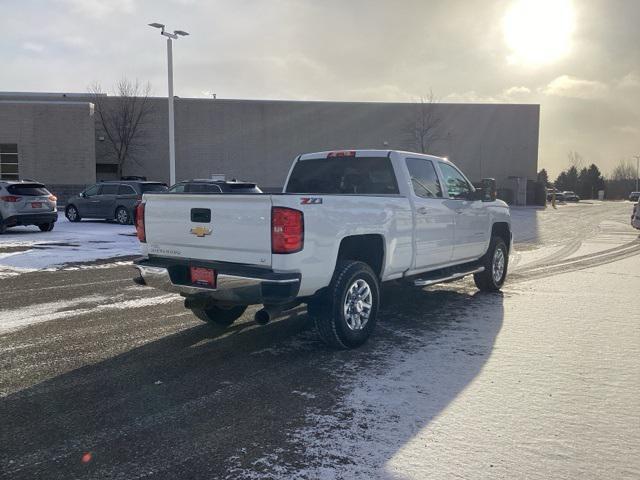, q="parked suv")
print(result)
[65,181,167,225]
[0,180,57,233]
[168,179,263,194]
[629,192,640,202]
